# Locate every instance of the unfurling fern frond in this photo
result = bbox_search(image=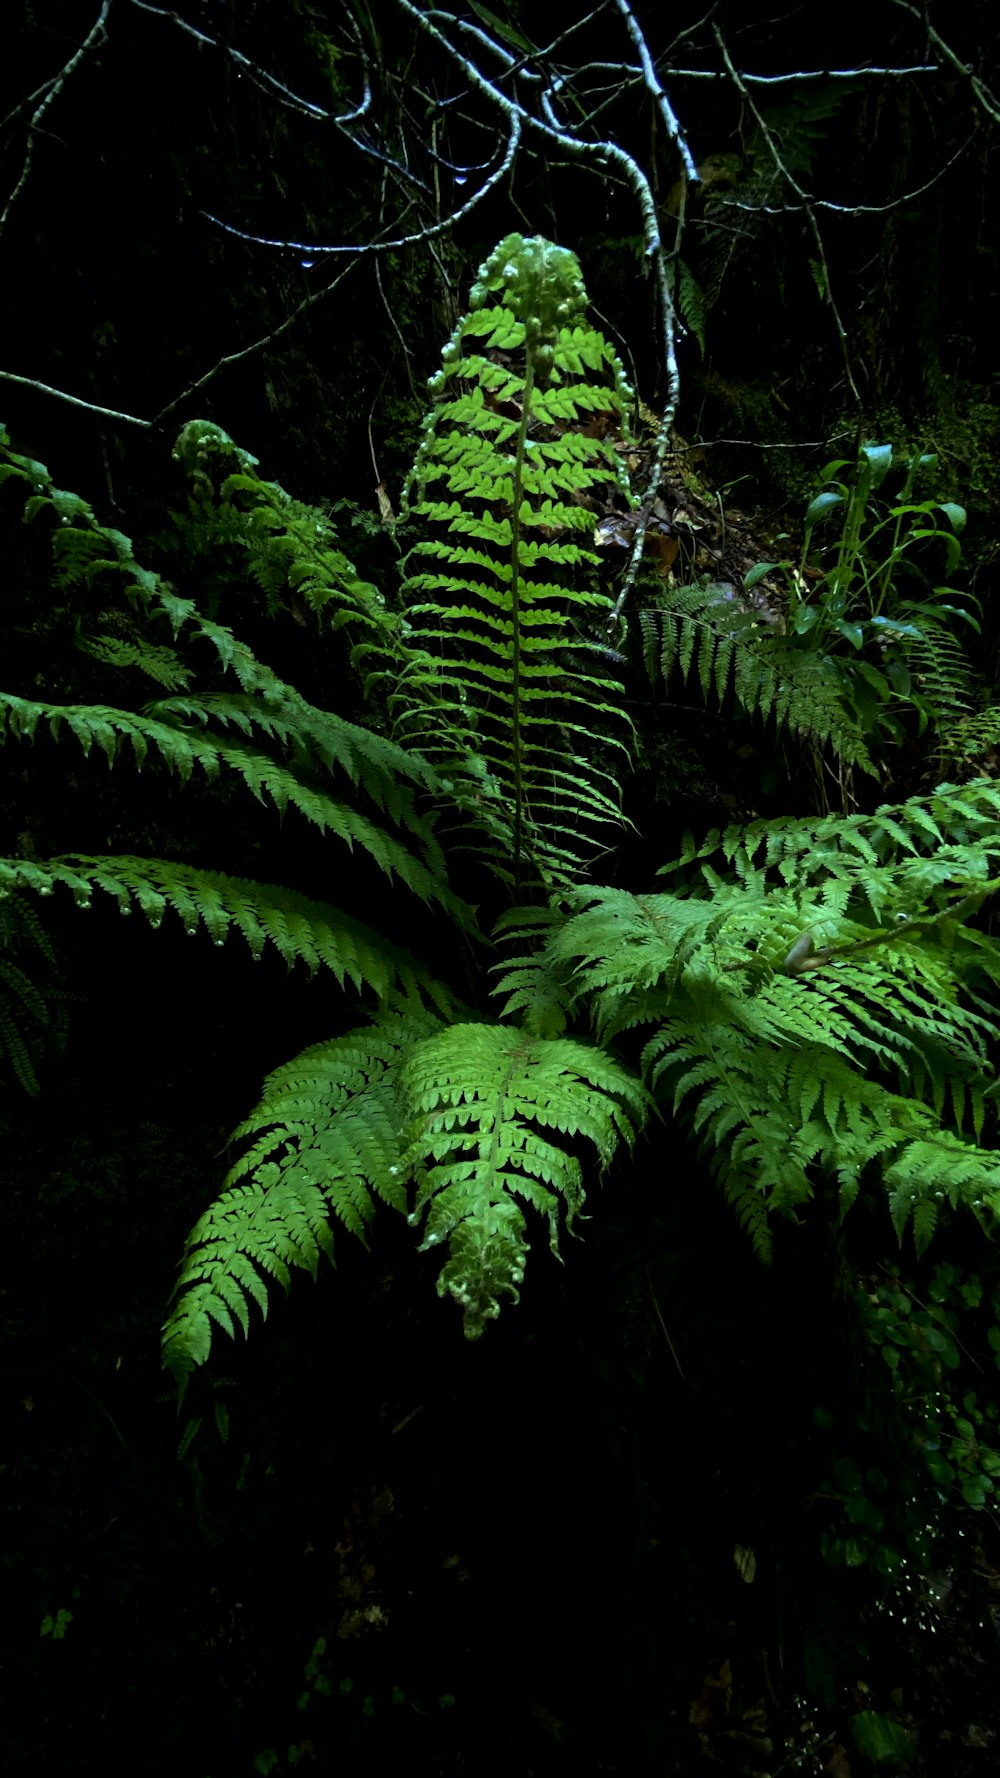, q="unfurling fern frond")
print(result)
[639,582,874,770]
[403,1023,650,1337]
[163,1010,650,1372]
[392,232,635,891]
